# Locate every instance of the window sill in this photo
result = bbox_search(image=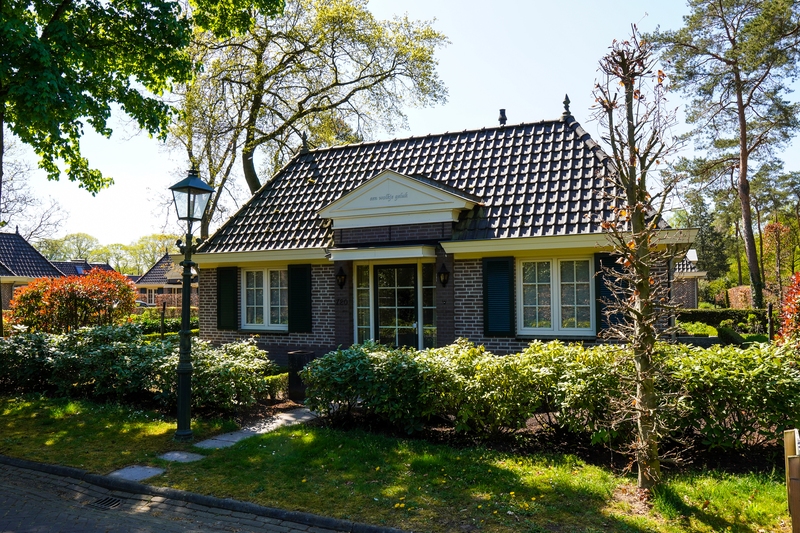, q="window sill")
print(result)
[239,327,289,335]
